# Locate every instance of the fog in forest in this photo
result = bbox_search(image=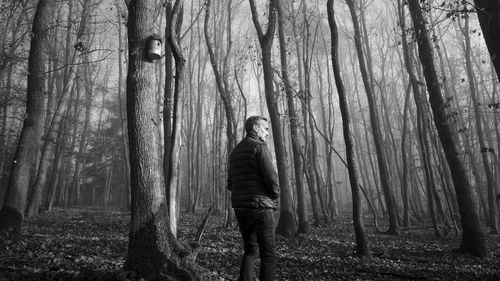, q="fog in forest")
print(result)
[1,0,500,279]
